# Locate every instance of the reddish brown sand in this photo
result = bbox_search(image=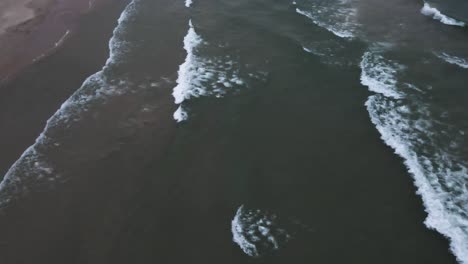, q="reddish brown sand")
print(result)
[0,0,109,84]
